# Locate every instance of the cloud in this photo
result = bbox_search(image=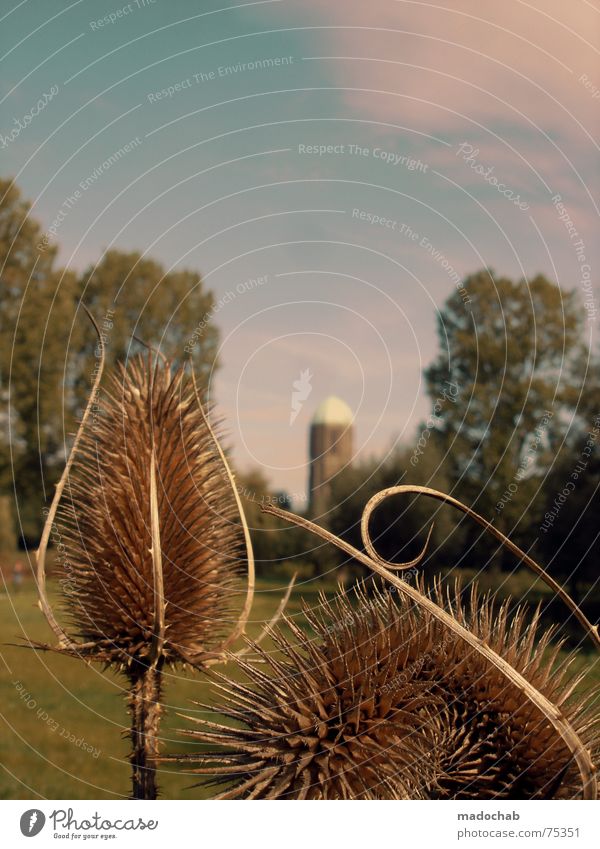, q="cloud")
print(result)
[288,0,599,144]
